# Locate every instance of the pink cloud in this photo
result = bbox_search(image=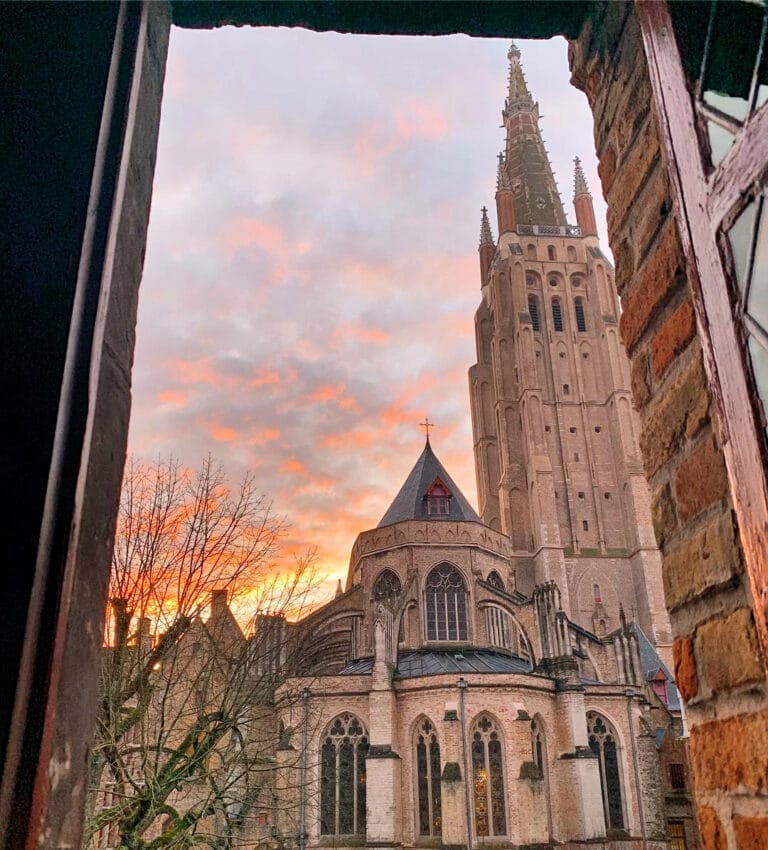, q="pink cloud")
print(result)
[280,457,308,476]
[157,389,191,408]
